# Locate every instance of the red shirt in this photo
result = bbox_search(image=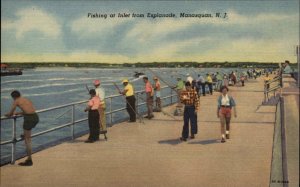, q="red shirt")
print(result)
[145,81,153,93]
